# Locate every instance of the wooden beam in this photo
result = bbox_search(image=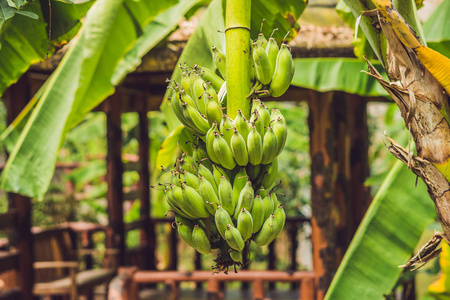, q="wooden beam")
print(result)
[105,93,125,267]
